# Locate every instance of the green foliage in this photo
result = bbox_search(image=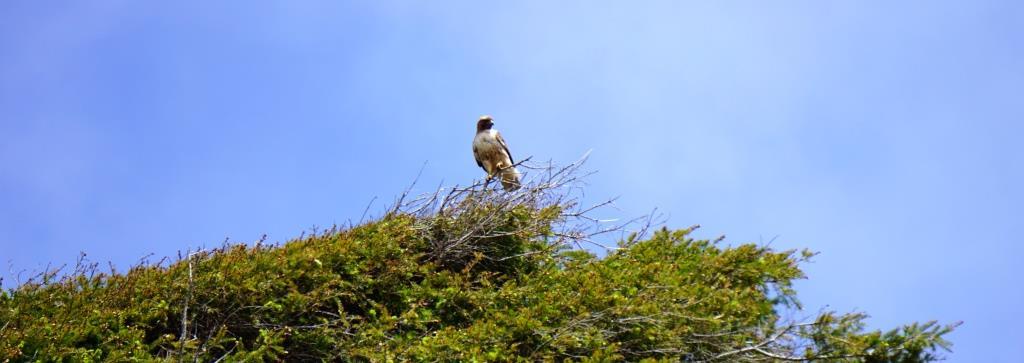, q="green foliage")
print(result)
[0,189,958,362]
